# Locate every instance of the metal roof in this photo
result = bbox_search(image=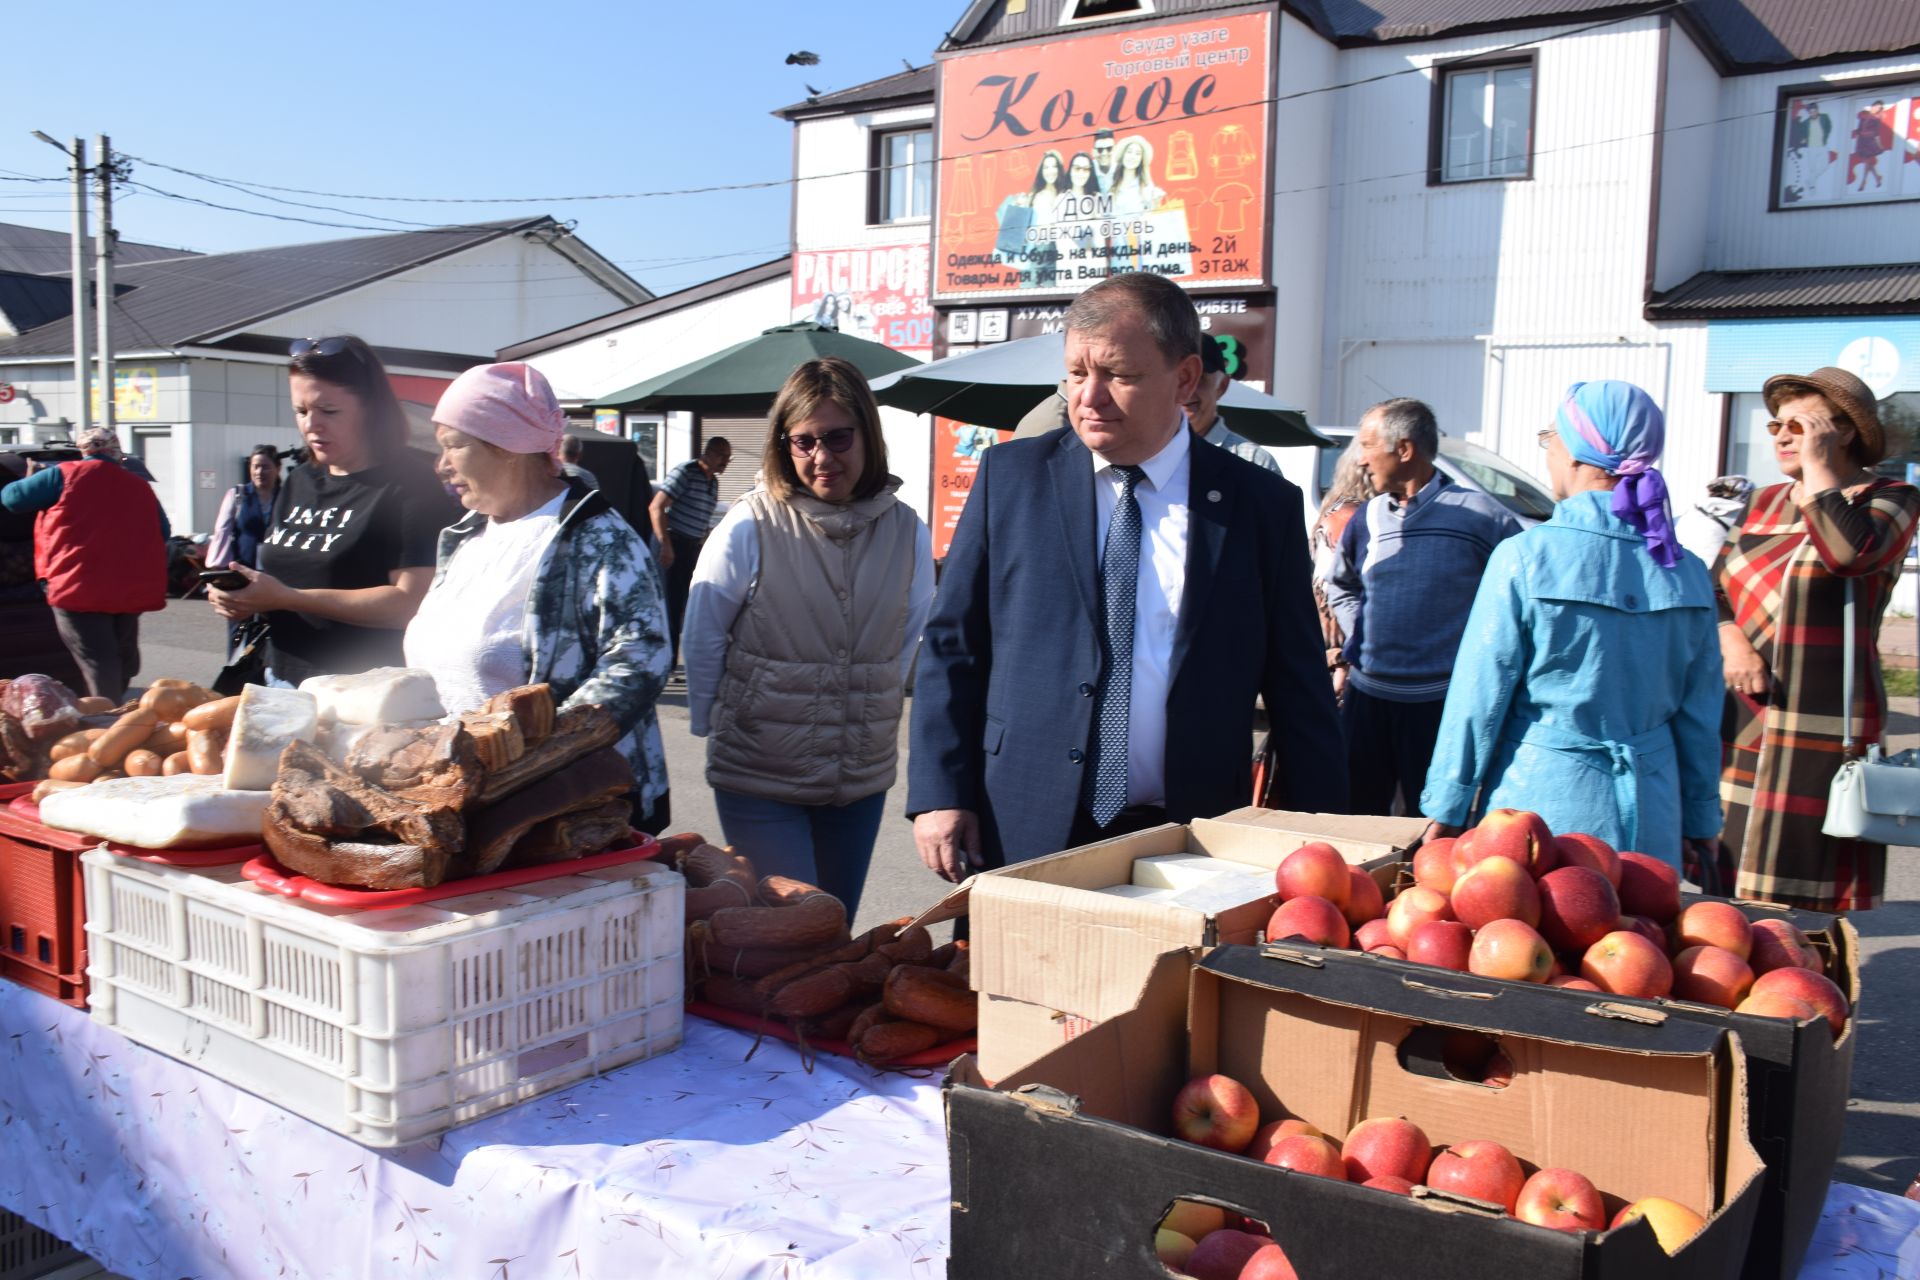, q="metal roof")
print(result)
[1646,262,1920,319]
[0,222,196,276]
[498,256,793,360]
[0,270,82,335]
[0,217,604,360]
[943,0,1920,70]
[772,64,935,120]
